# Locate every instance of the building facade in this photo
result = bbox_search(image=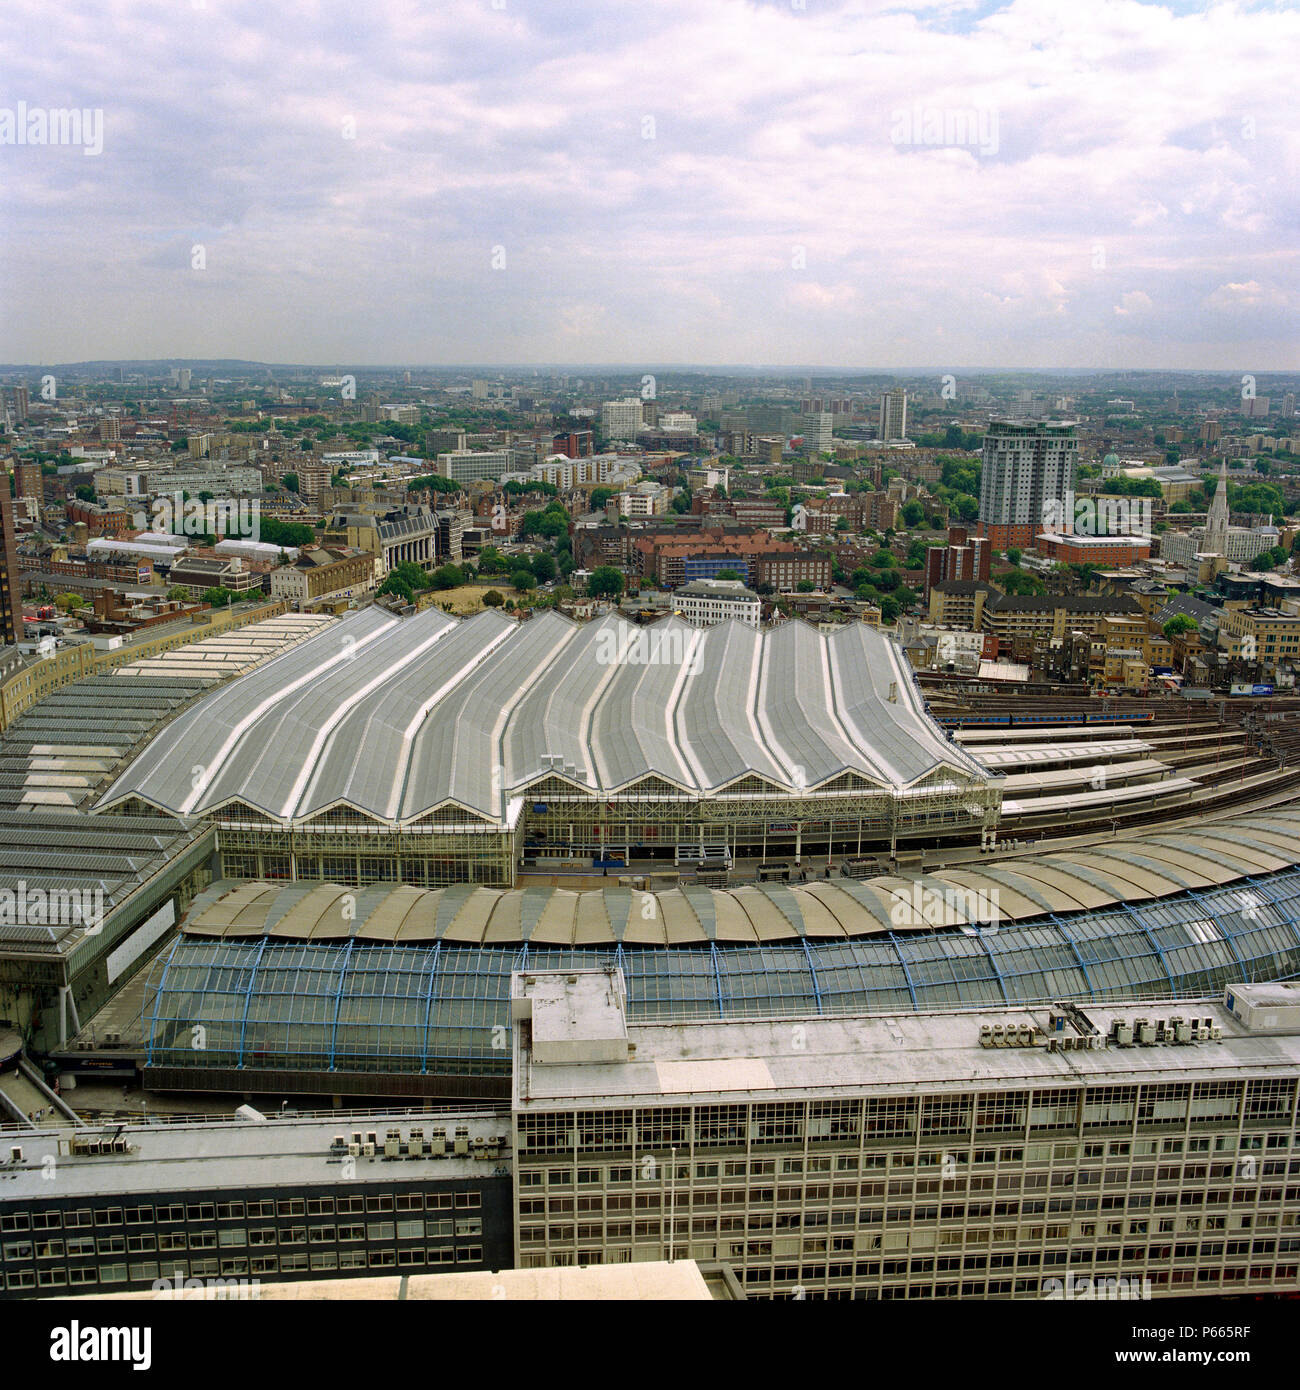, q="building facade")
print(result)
[979,420,1078,550]
[675,578,762,628]
[511,970,1300,1300]
[0,1110,512,1299]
